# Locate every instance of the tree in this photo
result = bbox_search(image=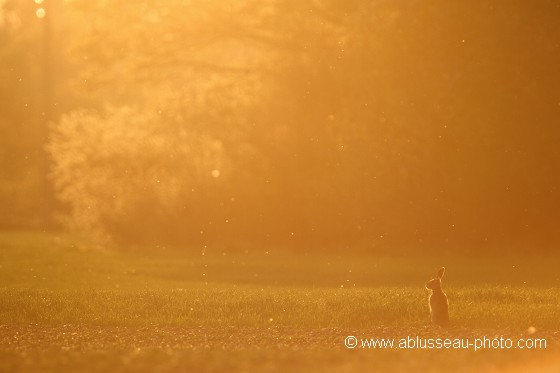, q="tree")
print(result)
[43,0,560,250]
